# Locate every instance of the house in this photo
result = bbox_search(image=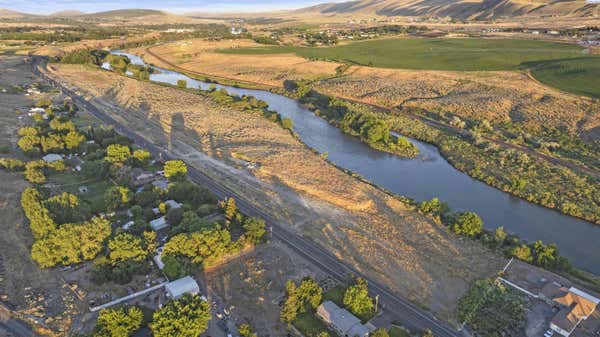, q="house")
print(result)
[164,200,182,210]
[150,216,168,231]
[165,276,200,299]
[316,301,375,337]
[152,179,169,191]
[549,287,600,337]
[42,153,62,163]
[231,27,244,35]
